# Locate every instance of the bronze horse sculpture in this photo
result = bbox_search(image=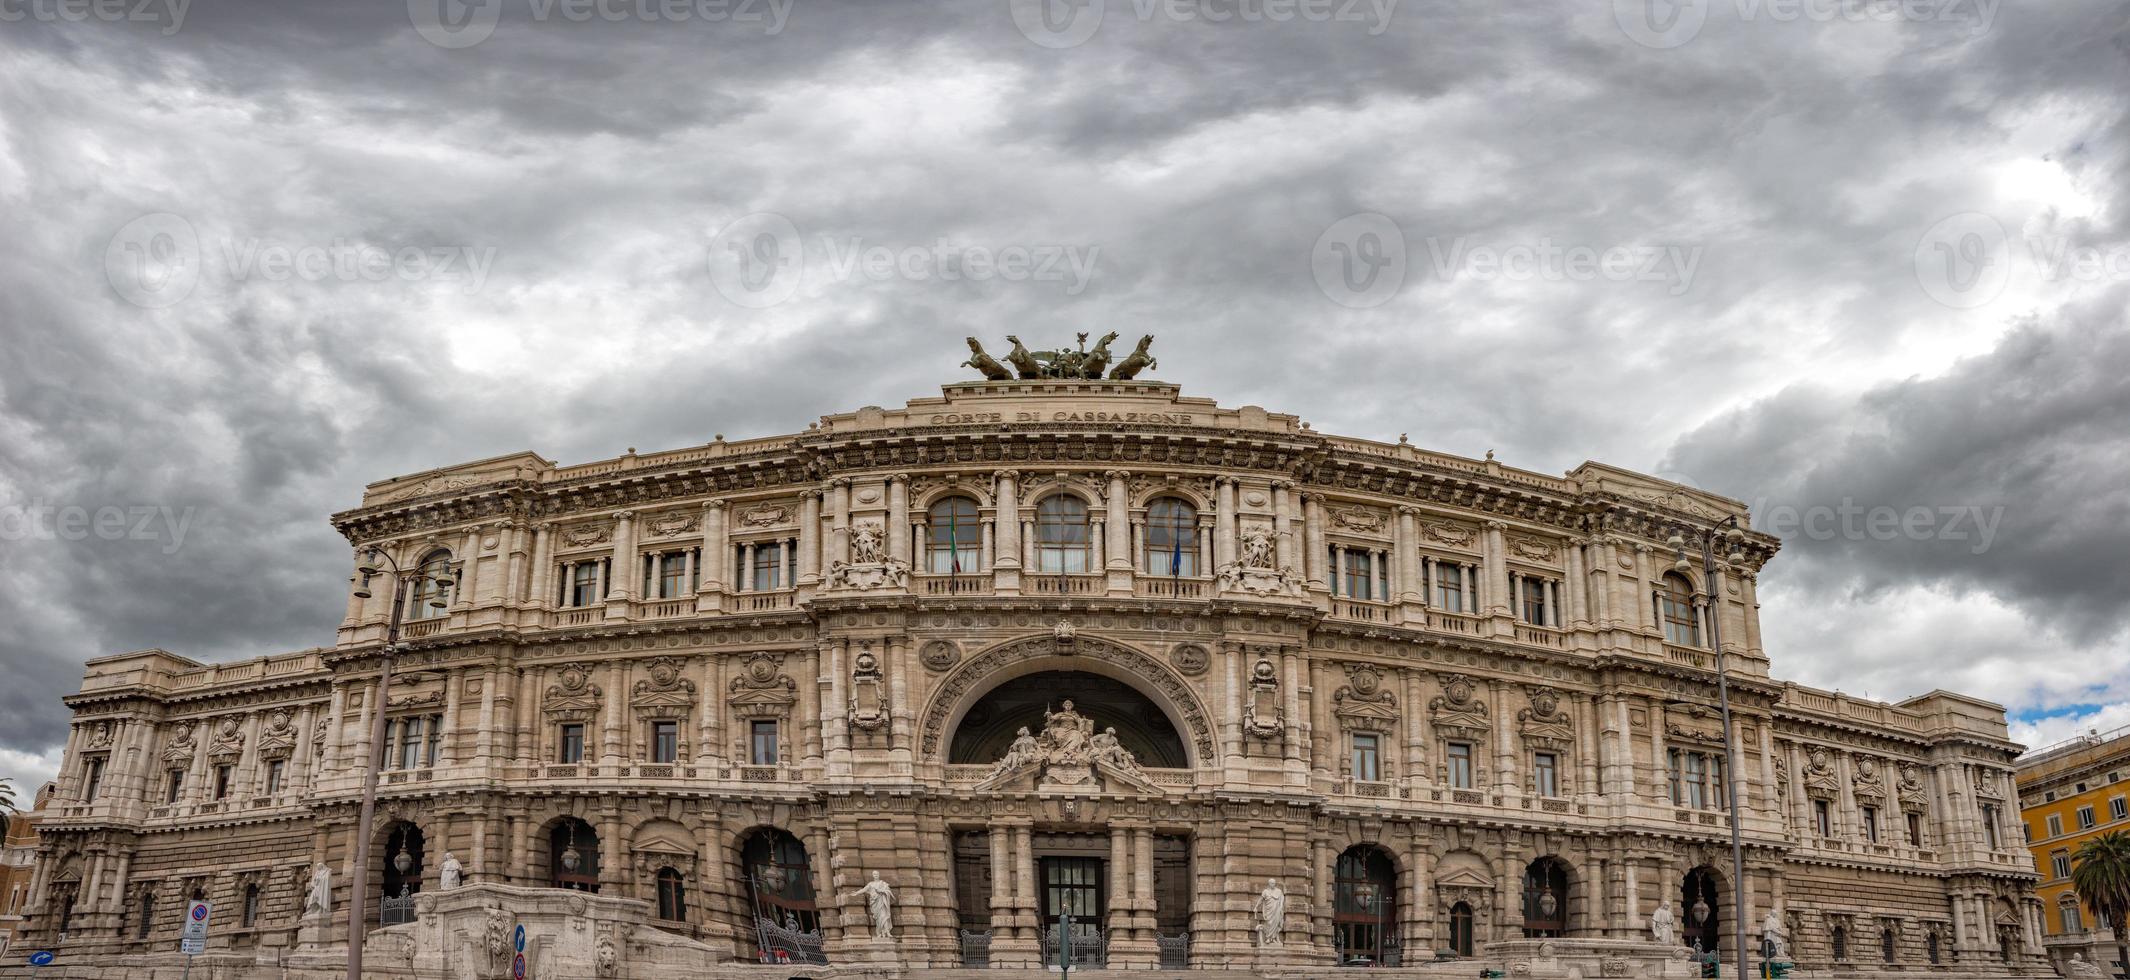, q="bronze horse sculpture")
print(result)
[1106,335,1156,380]
[964,333,1156,381]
